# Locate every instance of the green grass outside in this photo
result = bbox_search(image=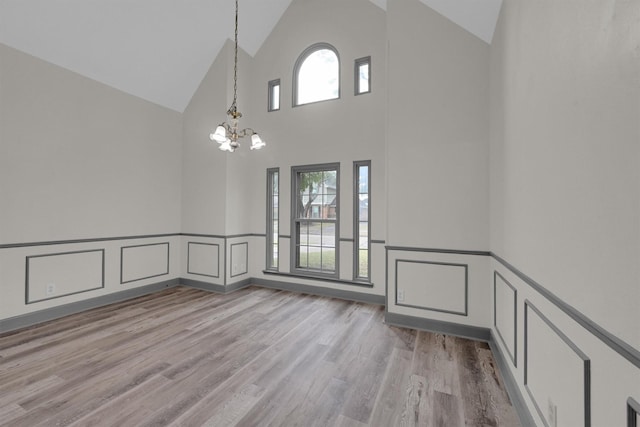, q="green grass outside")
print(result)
[298,249,368,277]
